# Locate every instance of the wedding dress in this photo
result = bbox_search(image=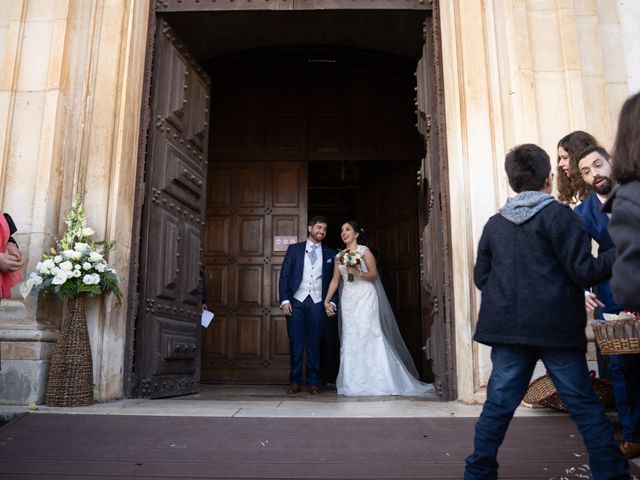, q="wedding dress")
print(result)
[336,245,435,396]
